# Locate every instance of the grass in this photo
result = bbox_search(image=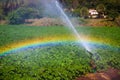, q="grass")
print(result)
[0,25,120,80]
